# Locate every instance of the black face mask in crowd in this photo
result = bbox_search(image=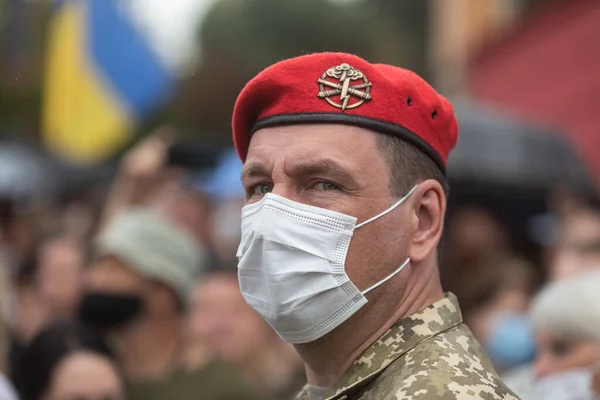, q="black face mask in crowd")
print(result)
[78,292,143,329]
